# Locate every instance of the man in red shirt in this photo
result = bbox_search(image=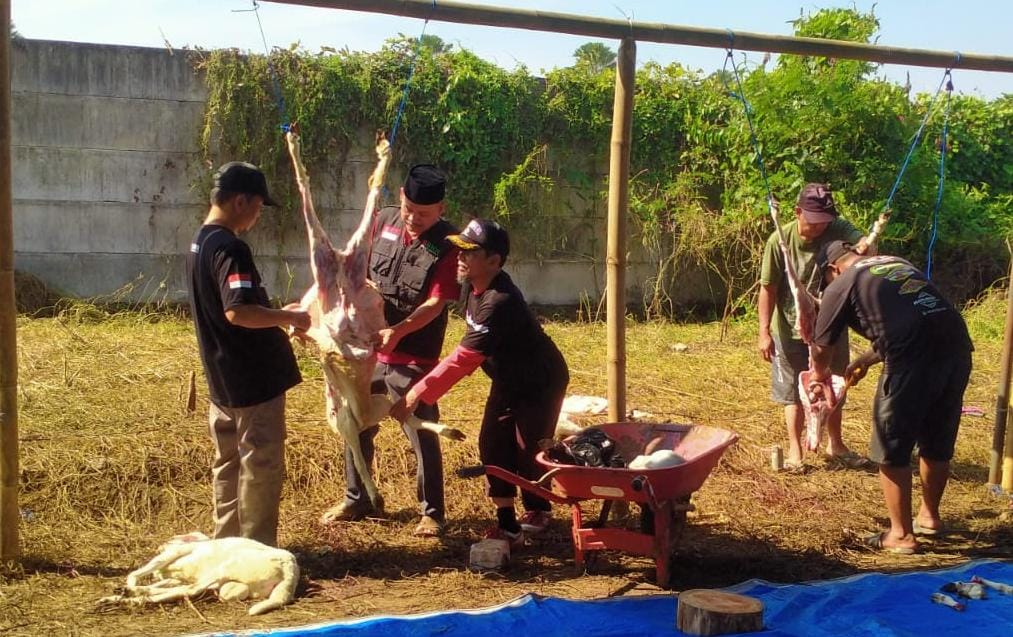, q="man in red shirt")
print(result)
[328,165,460,538]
